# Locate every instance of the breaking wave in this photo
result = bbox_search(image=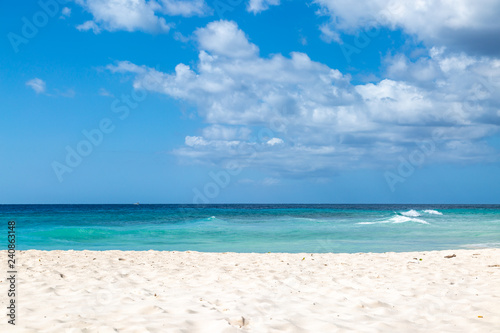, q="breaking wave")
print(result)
[357,214,429,225]
[400,209,421,217]
[423,209,443,215]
